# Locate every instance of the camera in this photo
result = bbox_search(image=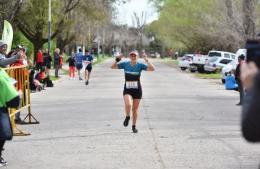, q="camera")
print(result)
[245,39,260,69]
